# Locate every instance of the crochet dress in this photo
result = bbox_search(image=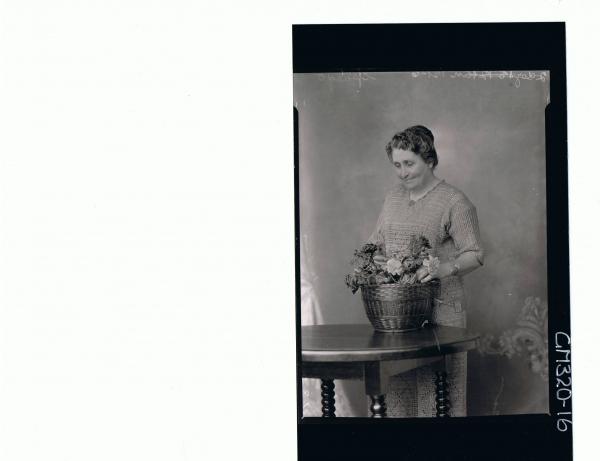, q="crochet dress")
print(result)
[367,180,484,417]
